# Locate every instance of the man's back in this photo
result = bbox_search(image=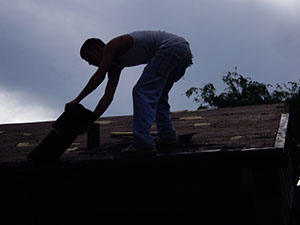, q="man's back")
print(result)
[116,30,188,67]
